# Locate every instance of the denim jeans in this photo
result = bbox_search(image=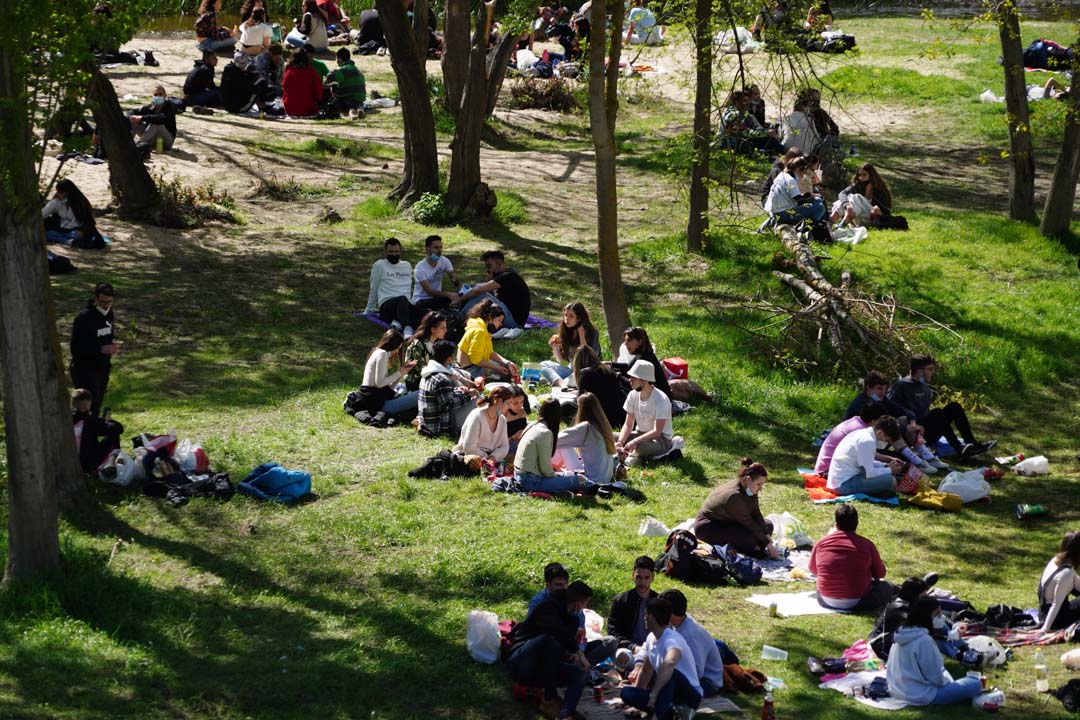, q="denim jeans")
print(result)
[197,37,238,53]
[383,390,418,416]
[836,469,896,498]
[621,669,702,719]
[460,290,520,329]
[775,200,826,225]
[540,361,573,385]
[932,676,983,704]
[515,471,581,494]
[507,635,587,718]
[185,88,223,108]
